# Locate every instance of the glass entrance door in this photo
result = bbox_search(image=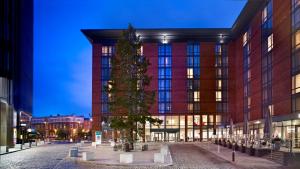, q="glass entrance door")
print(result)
[154,132,163,142]
[295,125,300,148]
[167,133,177,142]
